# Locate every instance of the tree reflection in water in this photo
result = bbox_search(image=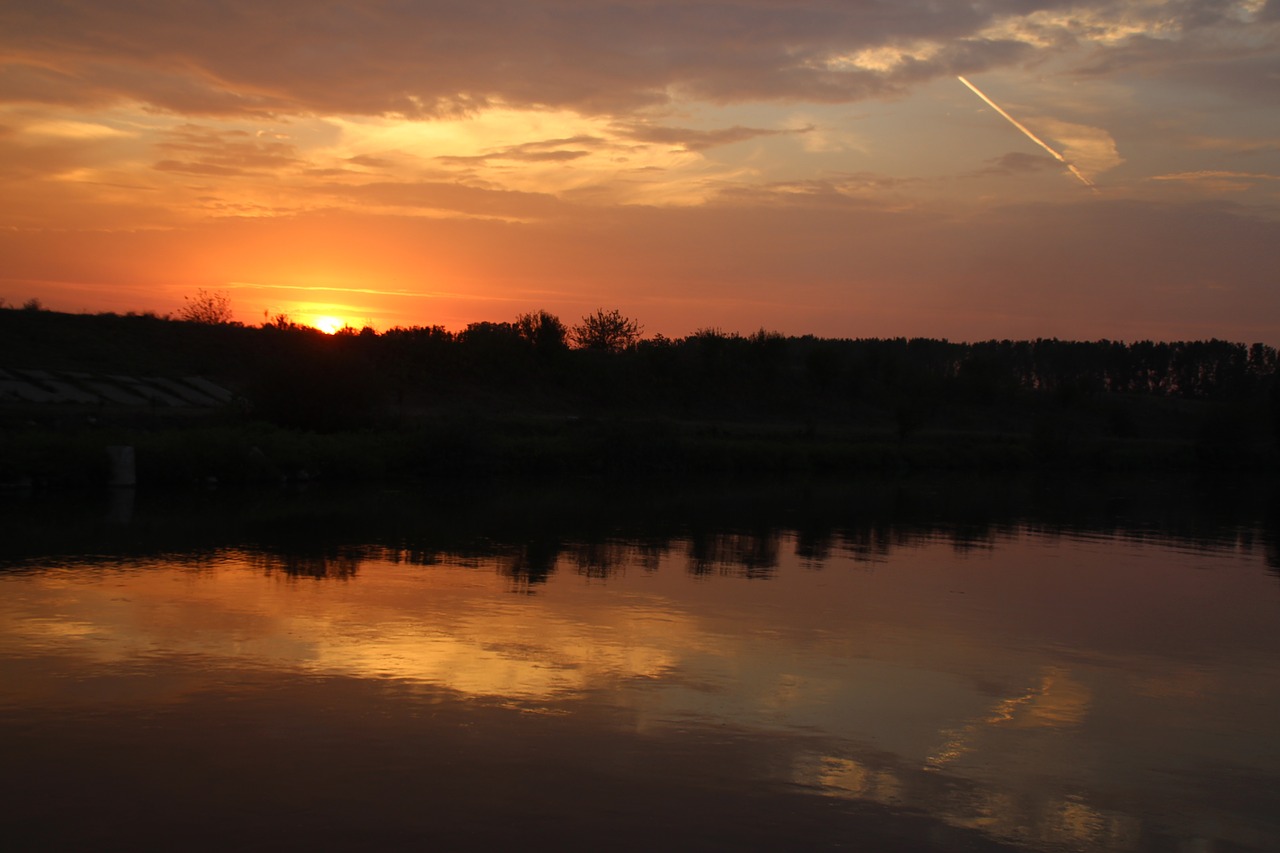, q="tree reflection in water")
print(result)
[5,474,1274,587]
[249,549,363,579]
